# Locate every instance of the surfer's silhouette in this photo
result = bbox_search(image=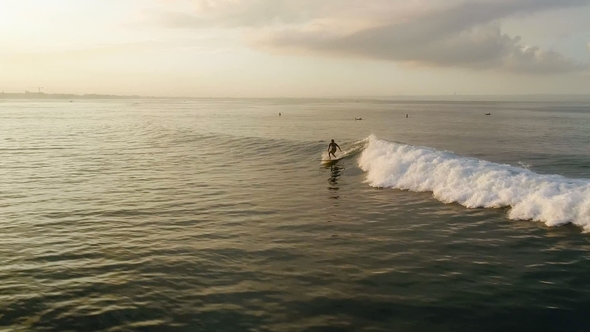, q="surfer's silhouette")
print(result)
[327,139,341,159]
